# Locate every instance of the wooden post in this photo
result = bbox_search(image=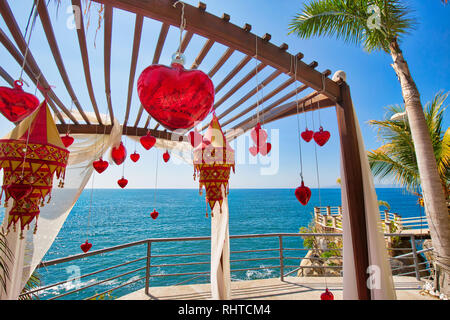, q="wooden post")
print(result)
[335,81,371,300]
[145,241,152,296]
